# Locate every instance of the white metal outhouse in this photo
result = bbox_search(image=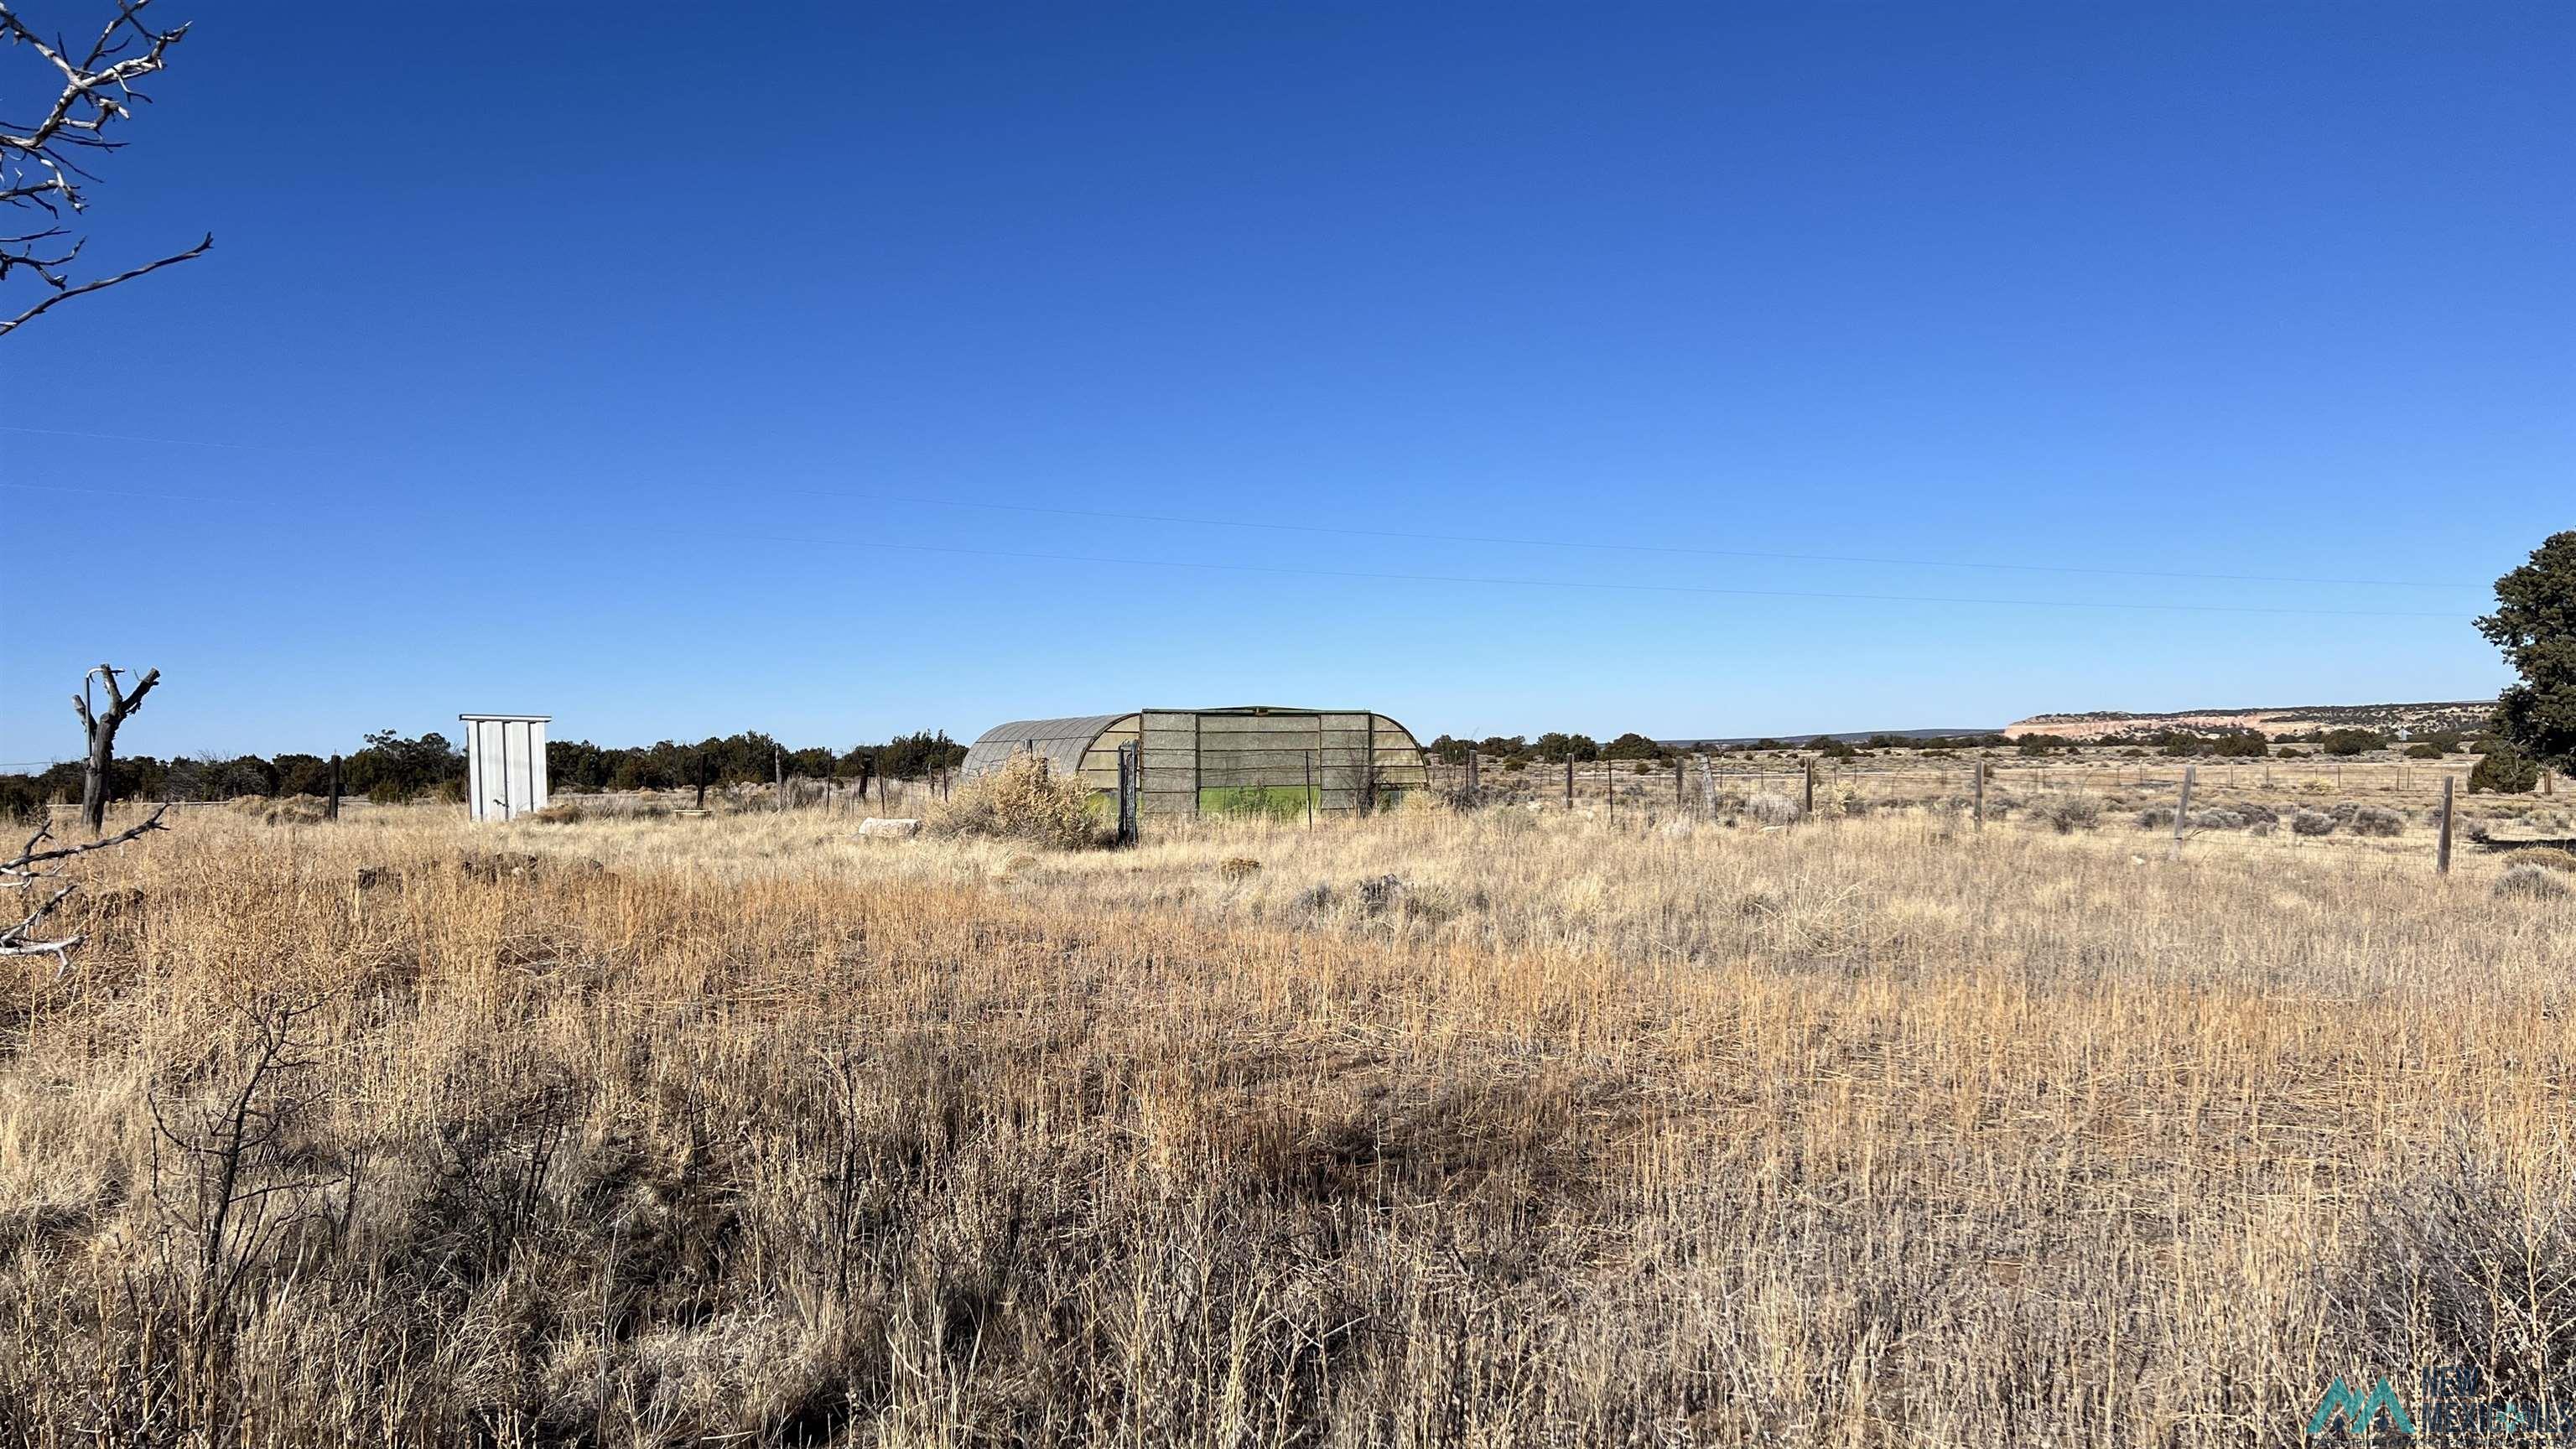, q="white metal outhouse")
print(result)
[460,714,549,821]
